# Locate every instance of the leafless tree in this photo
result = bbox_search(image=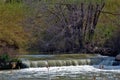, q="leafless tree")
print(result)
[23,1,105,53]
[42,1,105,52]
